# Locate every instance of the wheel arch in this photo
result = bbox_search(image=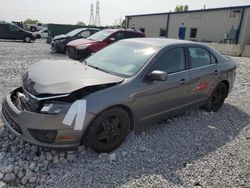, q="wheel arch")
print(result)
[219,80,229,96]
[81,104,135,145]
